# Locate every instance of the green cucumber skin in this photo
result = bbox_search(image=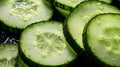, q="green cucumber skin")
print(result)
[54,1,73,17]
[0,21,22,34]
[19,21,77,67]
[63,21,83,54]
[83,13,120,67]
[54,1,73,11]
